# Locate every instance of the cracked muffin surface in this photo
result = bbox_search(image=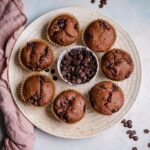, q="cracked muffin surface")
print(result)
[22,75,54,106]
[53,90,86,123]
[48,15,80,46]
[20,41,53,71]
[84,19,116,52]
[89,81,124,115]
[101,49,134,81]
